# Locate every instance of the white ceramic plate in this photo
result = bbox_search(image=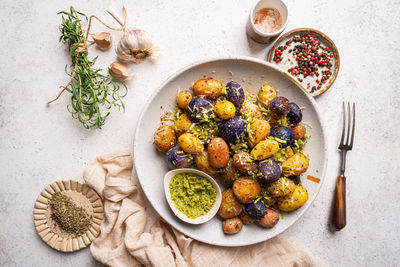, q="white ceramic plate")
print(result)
[134,57,327,247]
